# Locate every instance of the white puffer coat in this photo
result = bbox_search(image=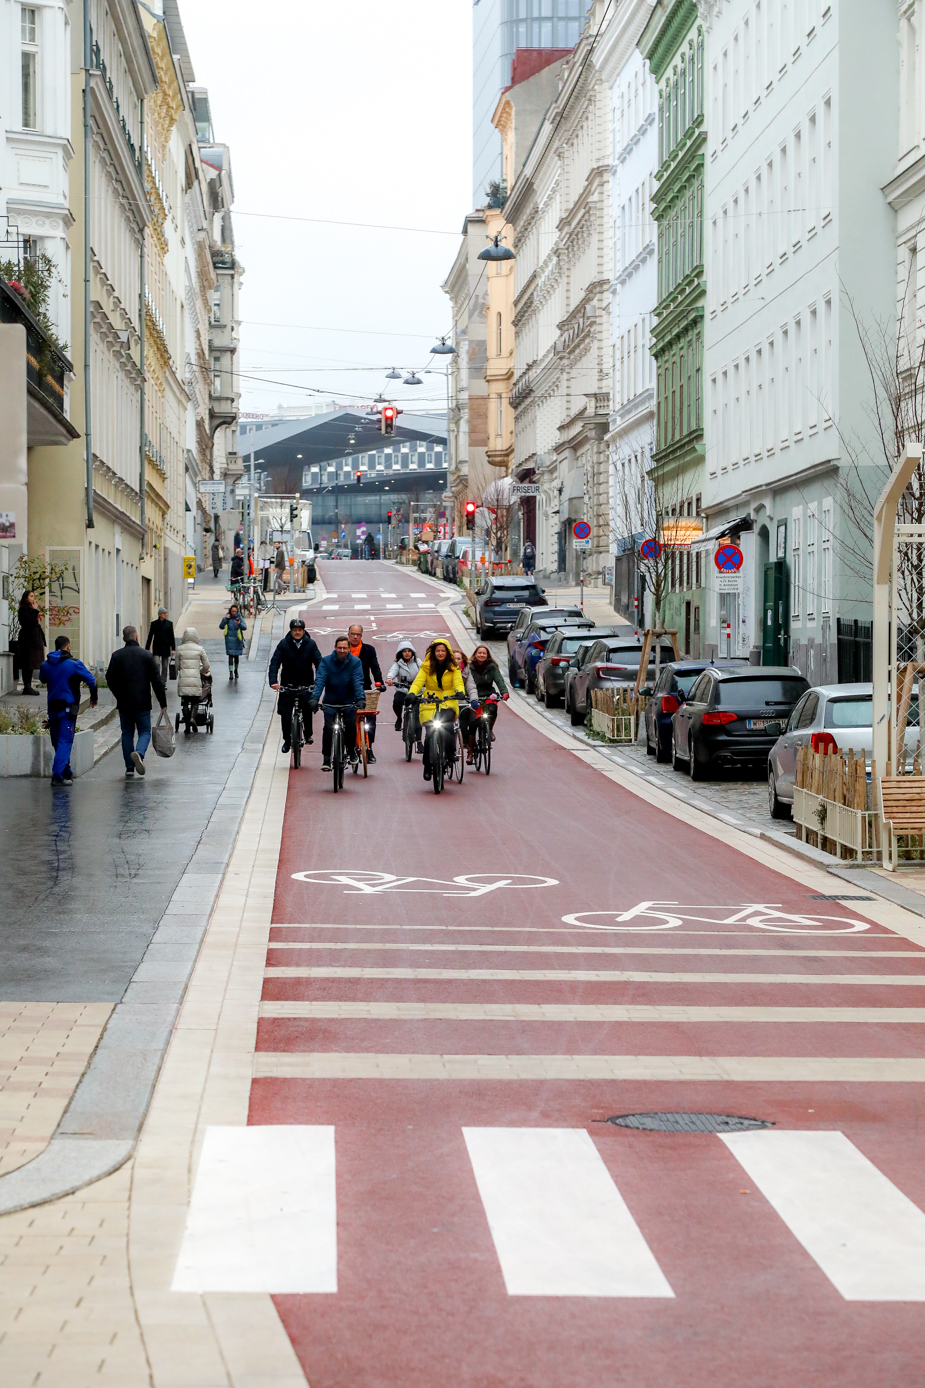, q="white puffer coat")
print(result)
[176,627,211,697]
